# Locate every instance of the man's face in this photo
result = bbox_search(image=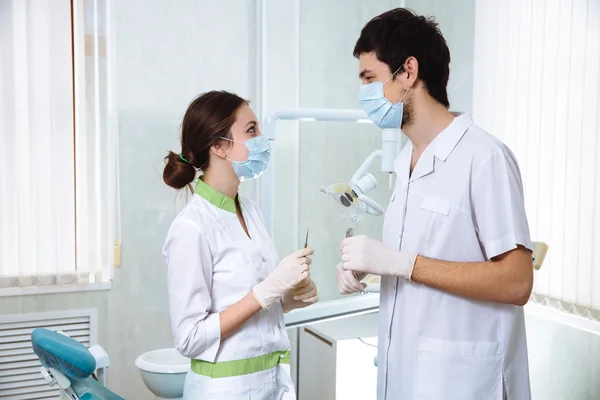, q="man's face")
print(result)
[358,52,405,104]
[358,52,414,128]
